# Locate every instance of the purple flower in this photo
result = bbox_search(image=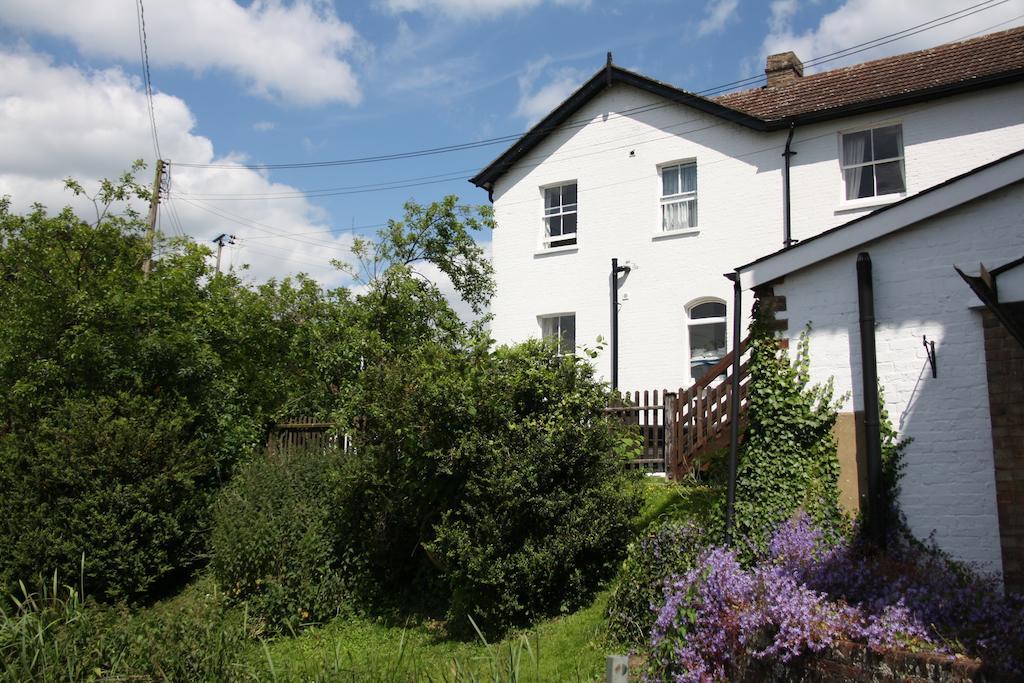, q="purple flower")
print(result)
[642,514,1024,681]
